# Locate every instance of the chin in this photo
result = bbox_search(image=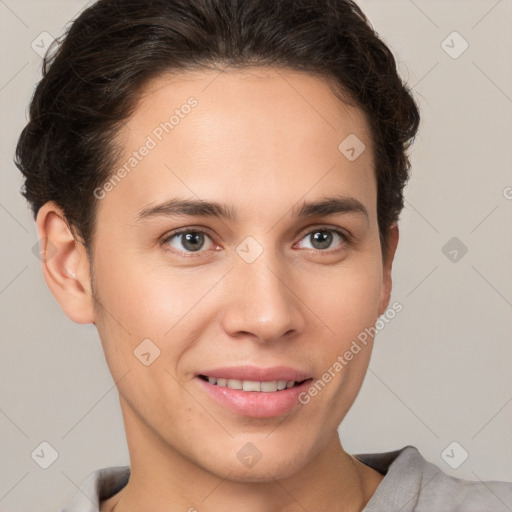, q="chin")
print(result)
[200,445,312,483]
